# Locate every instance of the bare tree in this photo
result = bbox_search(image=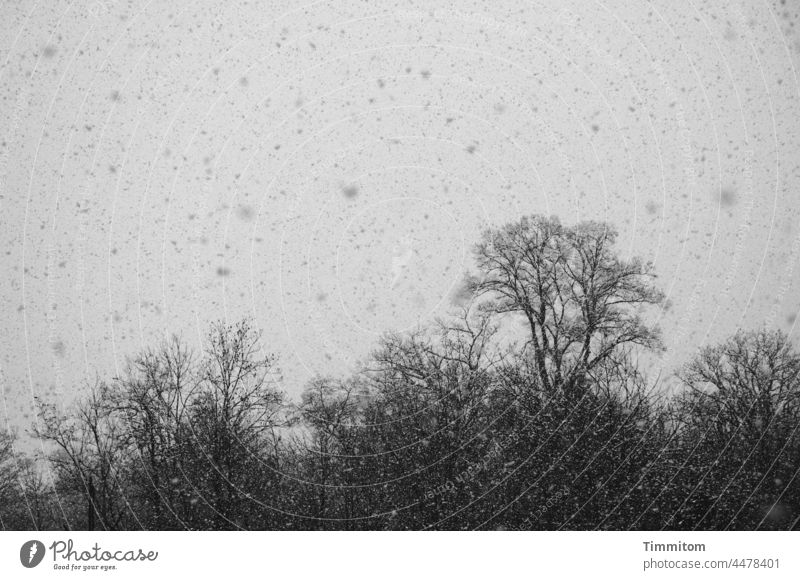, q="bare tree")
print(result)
[111,335,198,528]
[678,328,800,434]
[187,319,286,528]
[34,381,130,530]
[672,328,800,529]
[0,432,54,530]
[0,430,24,529]
[0,430,17,503]
[297,377,363,527]
[470,215,663,395]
